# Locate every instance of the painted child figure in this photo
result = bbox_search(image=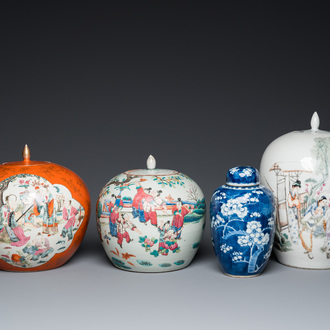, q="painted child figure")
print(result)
[116,213,141,248]
[62,200,78,241]
[158,220,180,255]
[143,200,157,226]
[143,189,166,226]
[171,198,193,239]
[109,194,123,237]
[152,190,167,214]
[23,232,54,261]
[105,196,115,235]
[300,196,328,259]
